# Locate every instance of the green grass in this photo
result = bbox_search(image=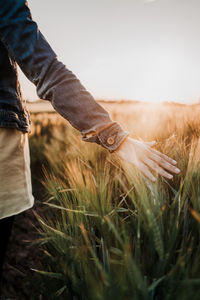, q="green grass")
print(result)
[29,106,200,300]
